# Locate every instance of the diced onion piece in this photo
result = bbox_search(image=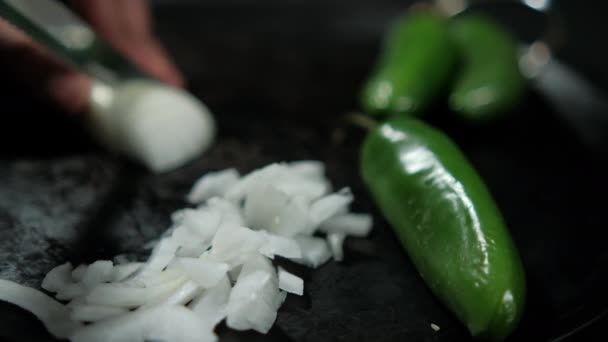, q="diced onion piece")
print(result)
[259,232,302,259]
[111,263,143,282]
[172,208,222,242]
[187,168,240,204]
[287,160,325,180]
[71,264,88,282]
[169,258,229,288]
[81,260,114,288]
[327,233,346,262]
[70,305,128,322]
[226,254,282,333]
[125,268,185,288]
[310,188,353,224]
[139,280,201,310]
[55,283,86,301]
[277,267,304,295]
[224,163,285,202]
[210,225,266,265]
[0,279,82,338]
[243,184,289,232]
[320,213,373,237]
[291,236,332,268]
[189,276,231,328]
[70,305,217,342]
[206,198,245,226]
[86,276,186,308]
[42,262,73,293]
[136,238,179,278]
